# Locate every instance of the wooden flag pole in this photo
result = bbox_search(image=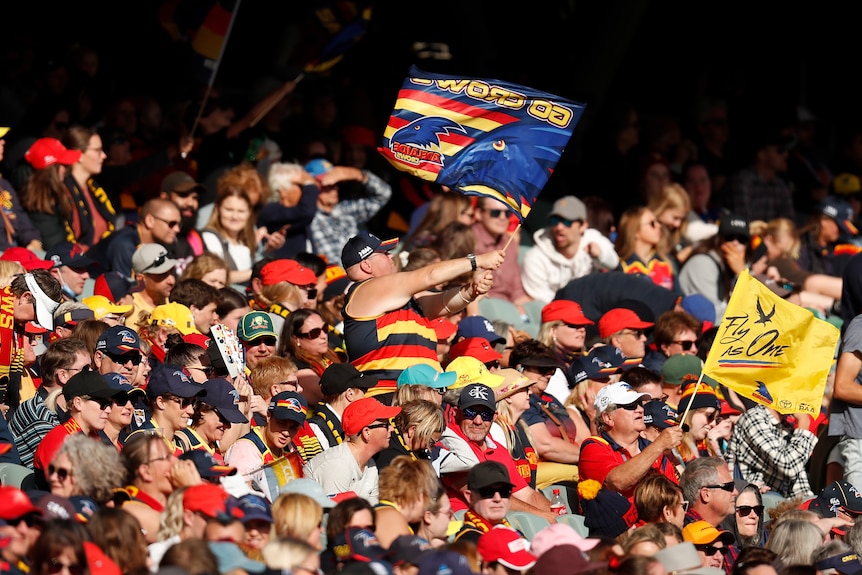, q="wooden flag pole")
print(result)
[502,223,521,253]
[678,371,706,426]
[249,73,305,128]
